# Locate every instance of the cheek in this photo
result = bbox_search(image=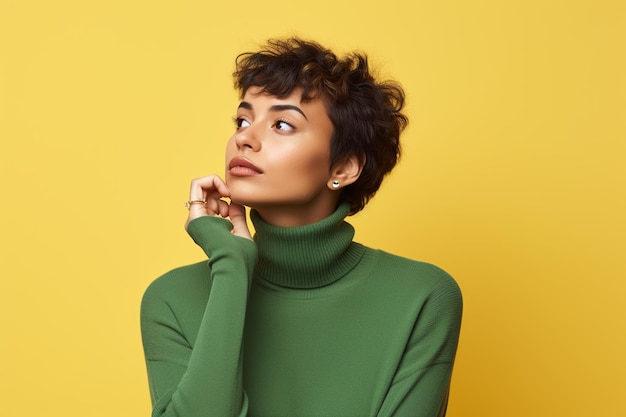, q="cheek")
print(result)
[308,143,332,168]
[224,136,236,159]
[225,135,236,151]
[277,141,328,169]
[223,137,237,178]
[291,149,331,181]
